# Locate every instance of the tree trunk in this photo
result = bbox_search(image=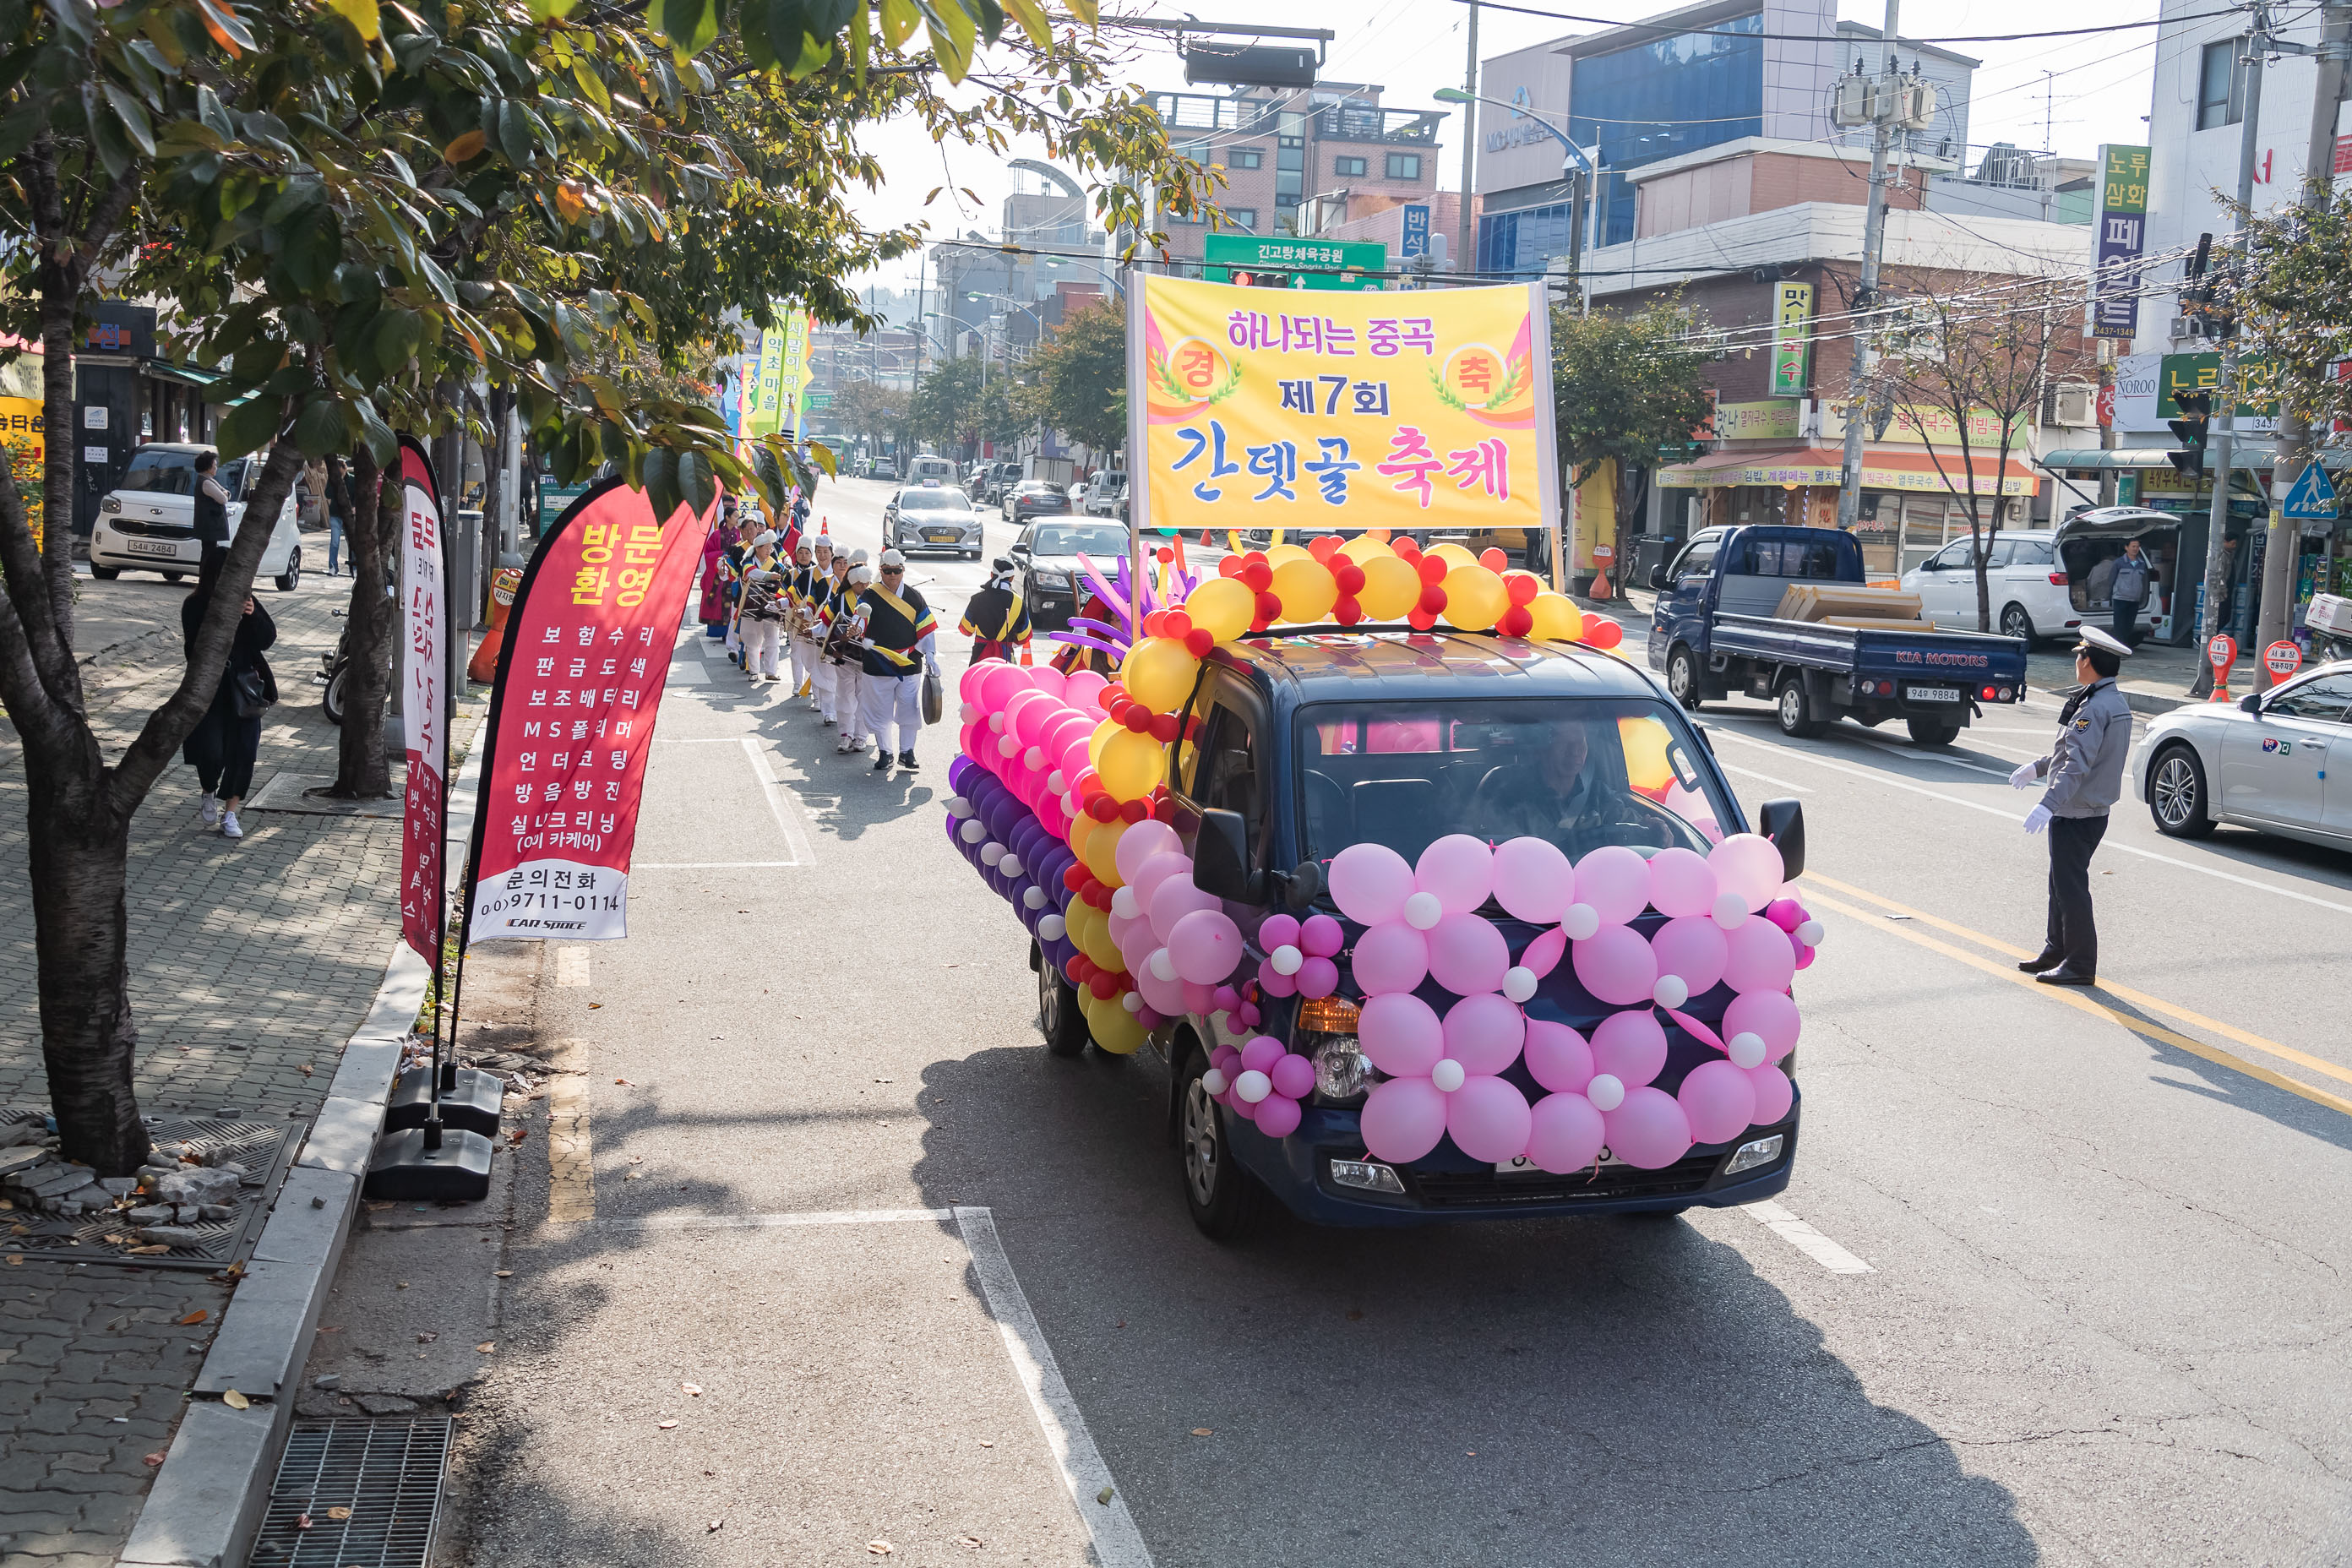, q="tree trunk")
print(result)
[330,447,398,798]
